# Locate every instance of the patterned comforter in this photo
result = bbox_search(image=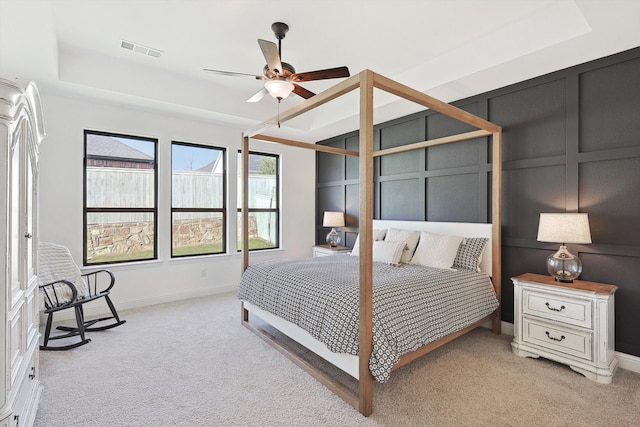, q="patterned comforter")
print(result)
[237,256,499,383]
